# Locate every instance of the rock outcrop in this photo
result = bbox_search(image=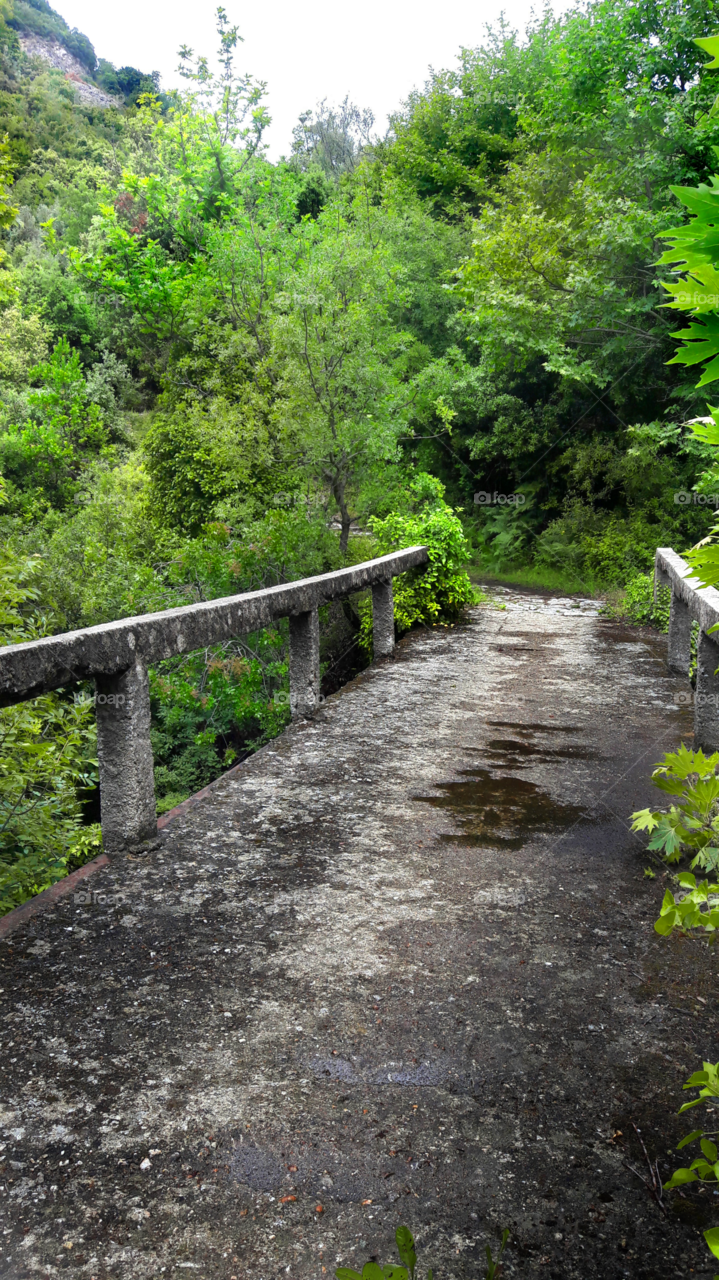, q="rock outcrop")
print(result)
[18,33,121,108]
